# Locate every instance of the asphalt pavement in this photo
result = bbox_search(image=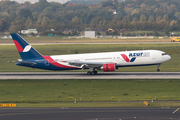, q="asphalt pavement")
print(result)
[0,72,180,79]
[0,107,180,120]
